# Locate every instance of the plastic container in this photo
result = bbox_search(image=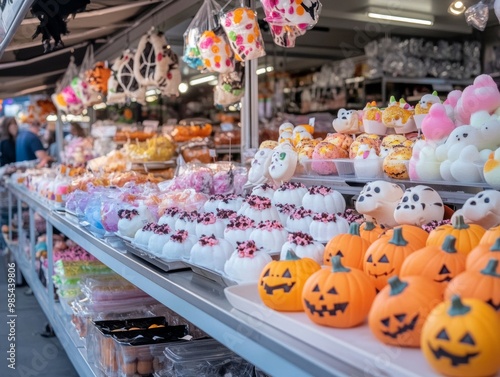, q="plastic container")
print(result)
[162,338,254,377]
[80,275,148,302]
[333,159,356,178]
[354,156,384,179]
